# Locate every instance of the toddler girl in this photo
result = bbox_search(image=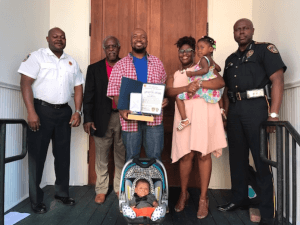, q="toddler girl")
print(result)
[176,36,223,131]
